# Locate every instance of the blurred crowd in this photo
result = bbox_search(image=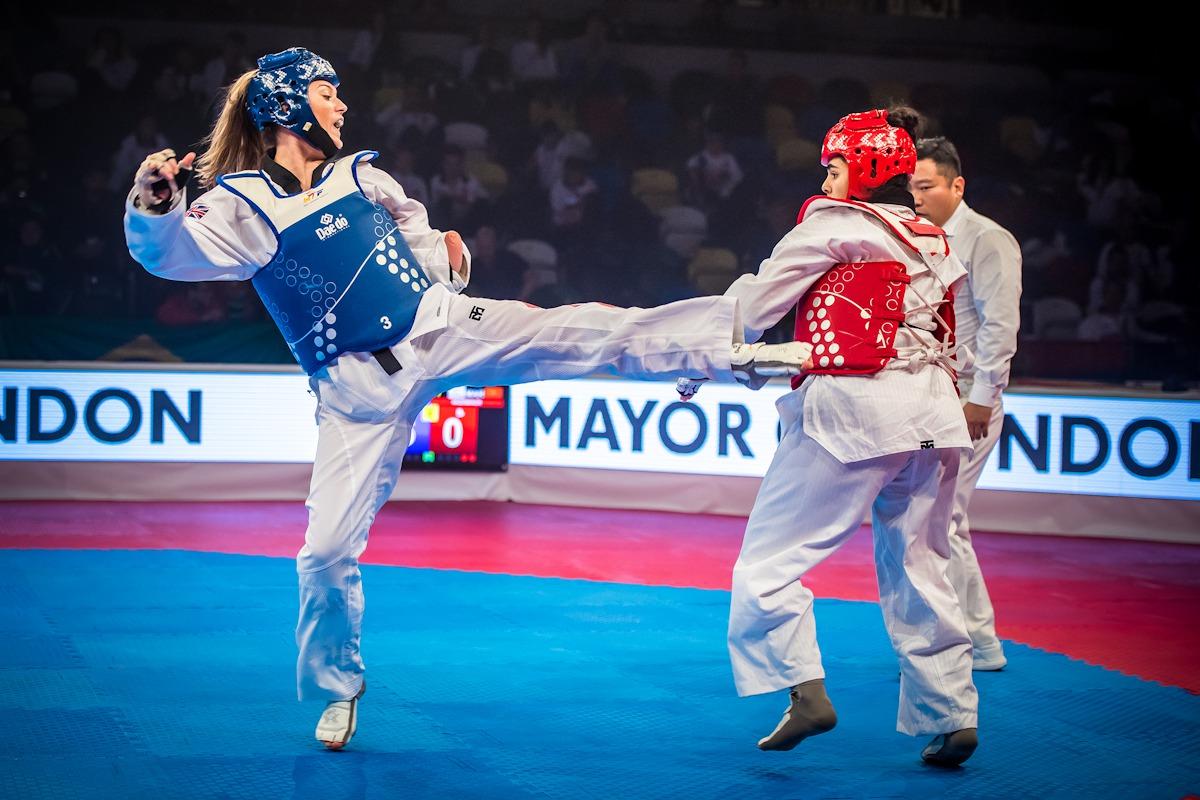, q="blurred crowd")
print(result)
[1,5,1194,382]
